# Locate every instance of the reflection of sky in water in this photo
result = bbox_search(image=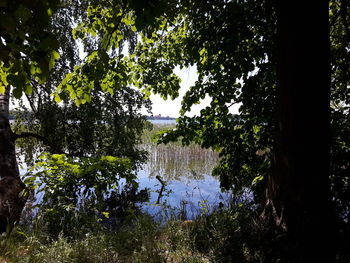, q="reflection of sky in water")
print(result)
[138,144,231,219]
[139,169,228,205]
